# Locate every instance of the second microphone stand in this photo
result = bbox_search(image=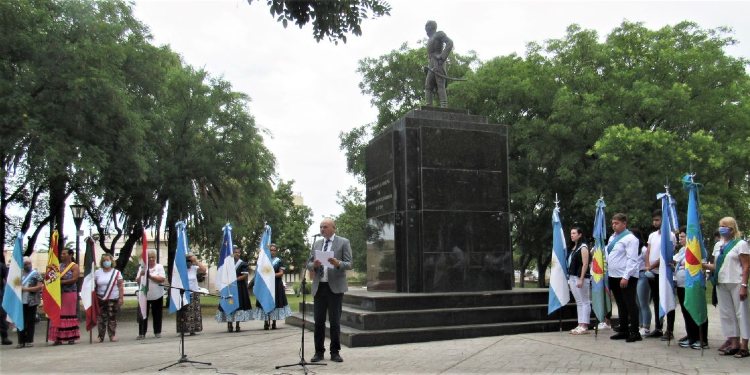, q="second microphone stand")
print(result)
[159,286,211,371]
